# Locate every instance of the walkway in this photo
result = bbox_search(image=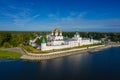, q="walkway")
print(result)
[1,47,26,55]
[21,45,111,60]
